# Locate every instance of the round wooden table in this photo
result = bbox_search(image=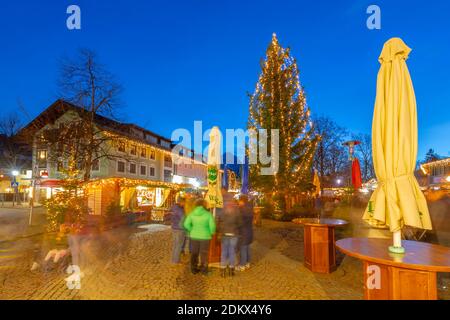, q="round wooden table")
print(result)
[293,218,348,273]
[336,238,450,300]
